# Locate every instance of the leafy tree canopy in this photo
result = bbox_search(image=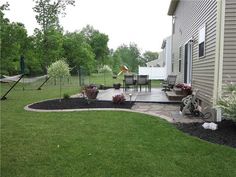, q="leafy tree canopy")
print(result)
[142,51,159,62]
[115,43,141,73]
[33,0,75,32]
[81,25,109,65]
[47,59,70,78]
